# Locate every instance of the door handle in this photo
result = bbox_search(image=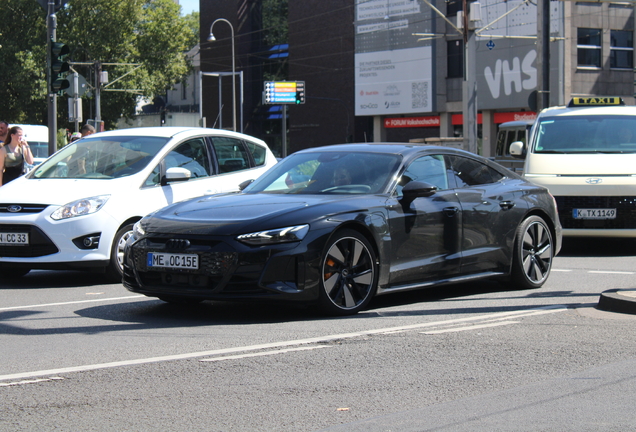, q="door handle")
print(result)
[499,201,515,210]
[443,207,459,217]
